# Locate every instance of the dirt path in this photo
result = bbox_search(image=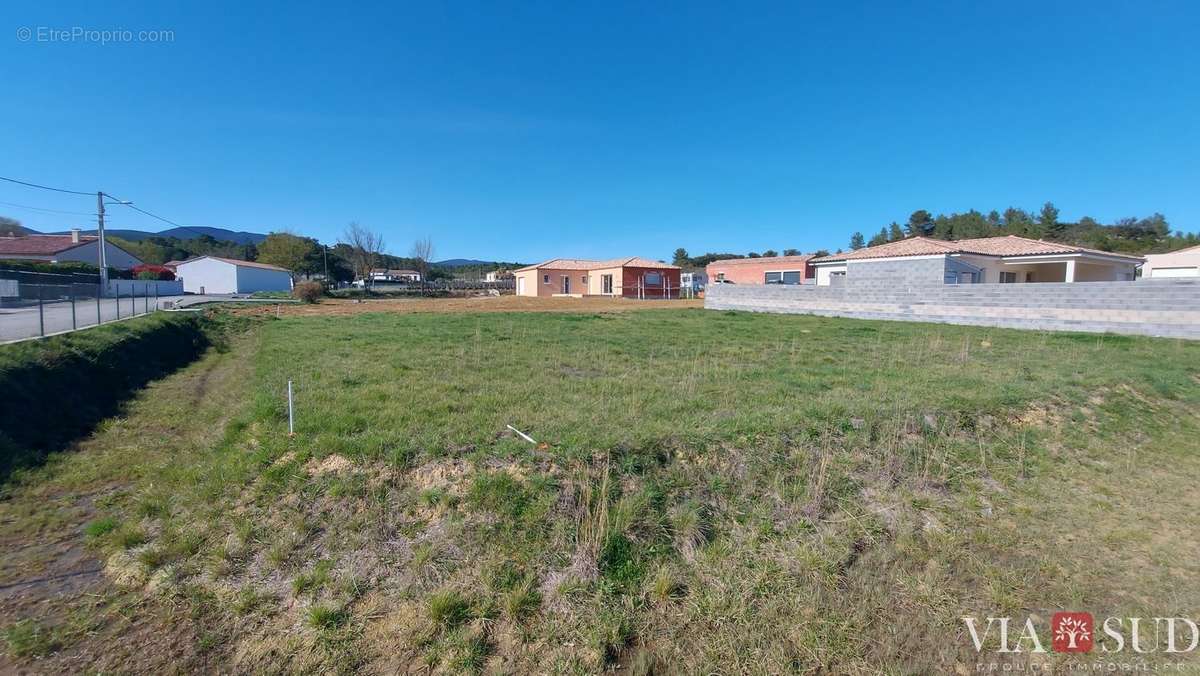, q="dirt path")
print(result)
[232,294,703,318]
[0,337,255,674]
